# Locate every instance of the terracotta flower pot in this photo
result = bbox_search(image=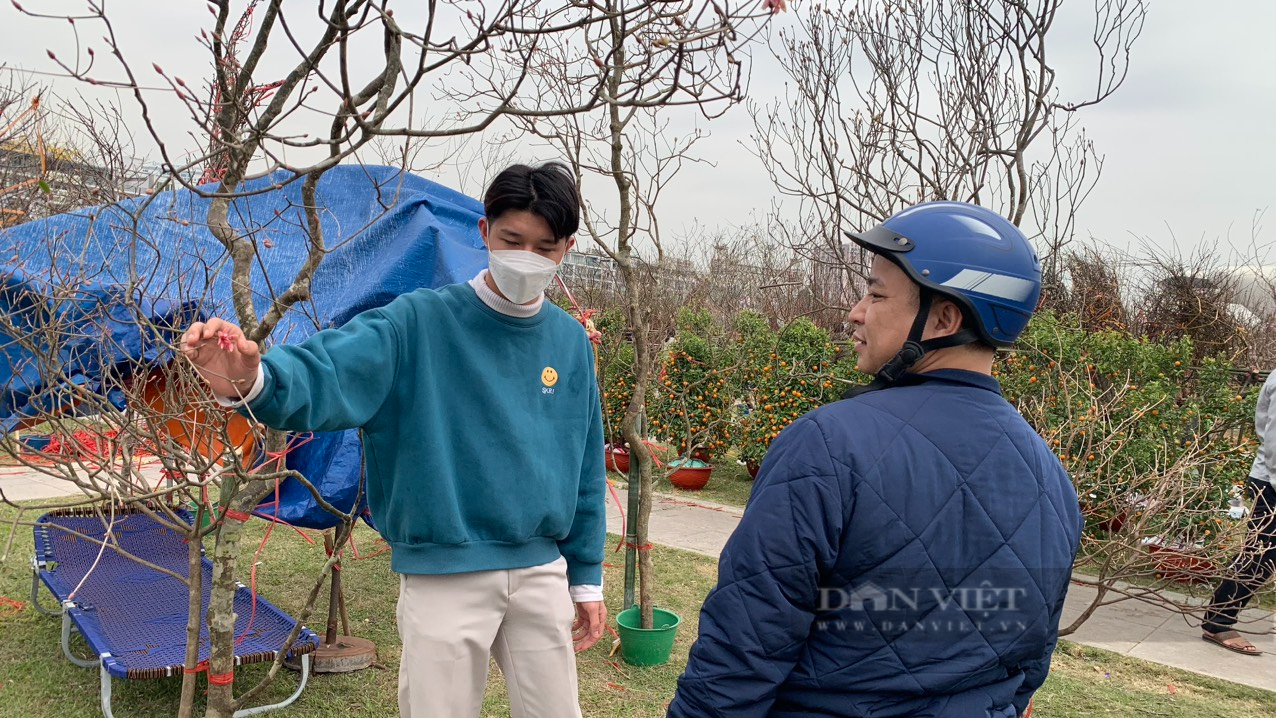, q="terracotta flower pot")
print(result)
[1096,511,1128,534]
[606,446,630,474]
[1085,508,1128,534]
[669,461,713,491]
[1147,543,1215,585]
